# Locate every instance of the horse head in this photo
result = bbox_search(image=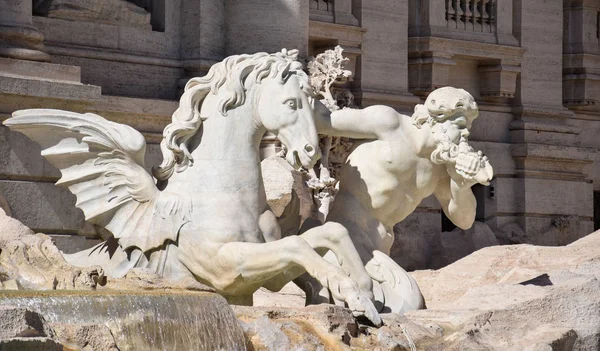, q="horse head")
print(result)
[256,52,321,170]
[153,49,321,181]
